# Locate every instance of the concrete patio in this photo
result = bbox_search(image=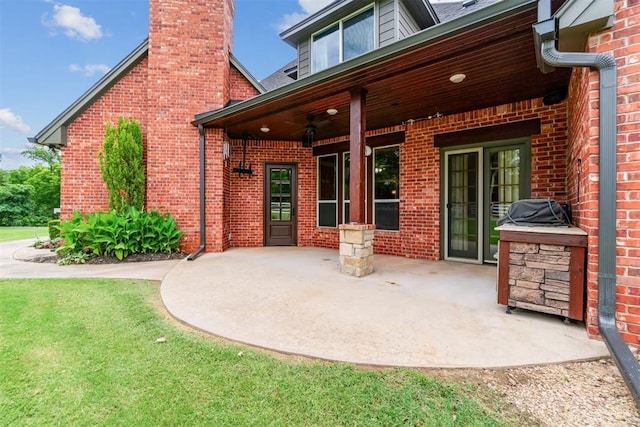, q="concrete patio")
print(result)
[2,240,608,367]
[160,247,608,368]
